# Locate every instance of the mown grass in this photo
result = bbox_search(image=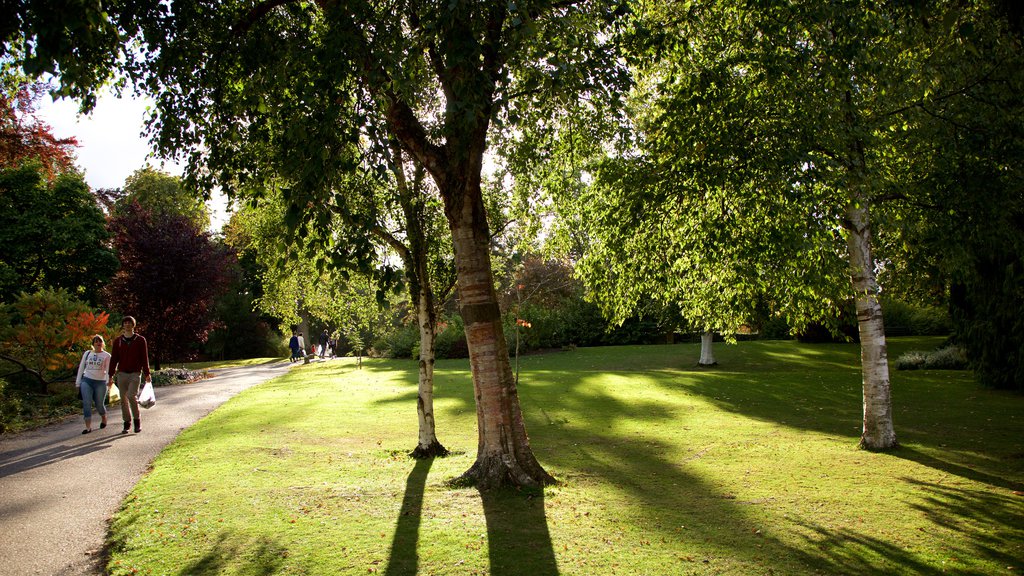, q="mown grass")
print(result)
[105,338,1023,575]
[179,357,286,370]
